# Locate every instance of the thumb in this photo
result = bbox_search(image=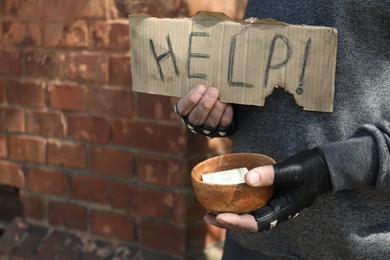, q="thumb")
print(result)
[245,165,274,187]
